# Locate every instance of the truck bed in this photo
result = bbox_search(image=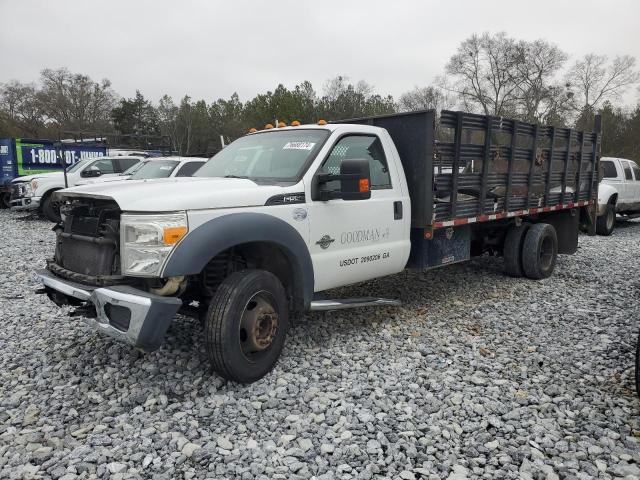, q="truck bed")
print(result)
[343,110,600,231]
